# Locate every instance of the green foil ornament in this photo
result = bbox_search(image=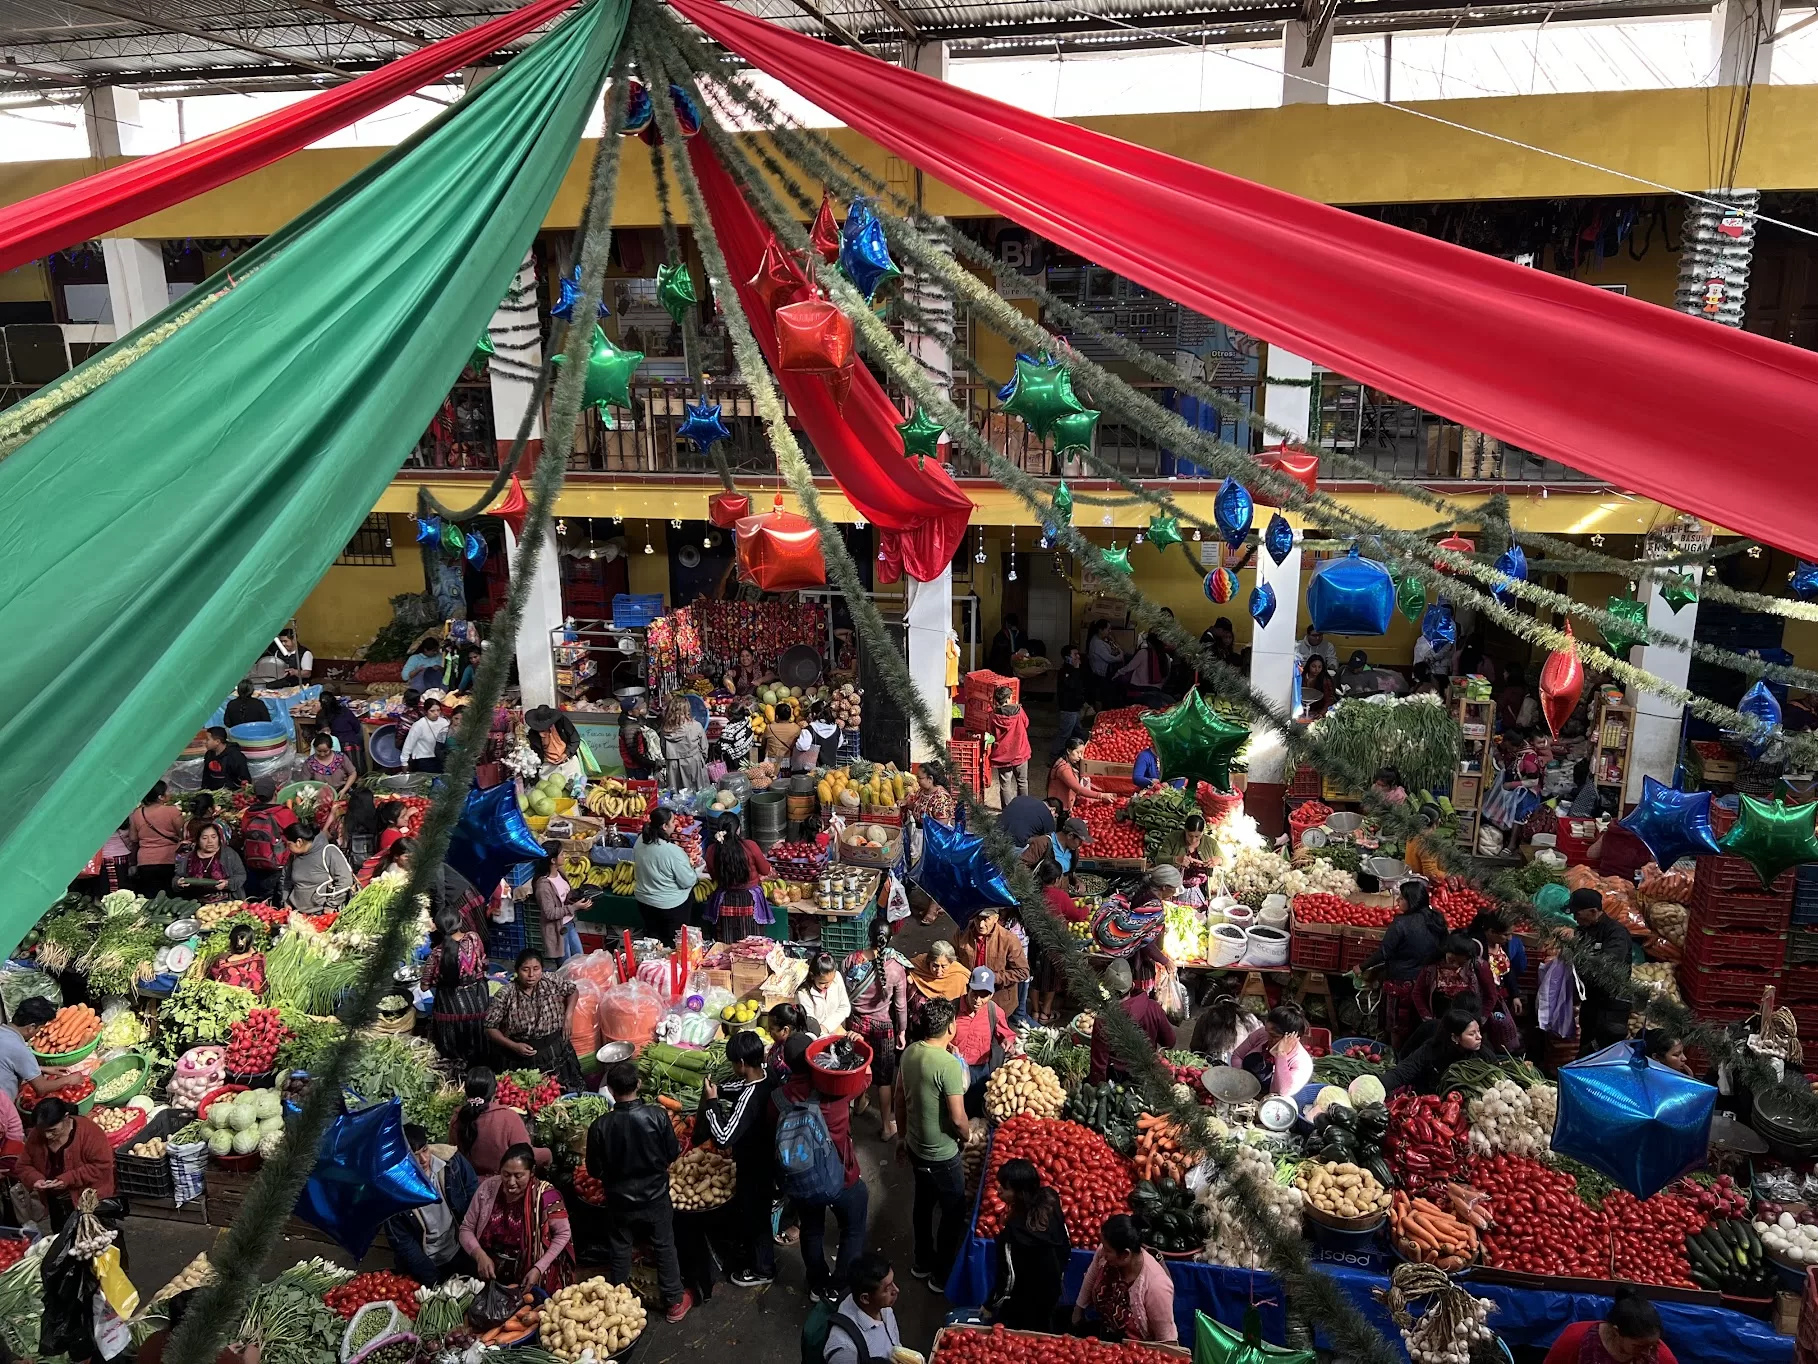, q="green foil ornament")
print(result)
[470,332,495,373]
[897,406,945,469]
[656,260,697,324]
[1194,1310,1314,1364]
[1661,573,1699,612]
[1051,406,1100,456]
[552,324,643,411]
[1397,573,1427,624]
[1141,687,1250,792]
[1098,542,1131,576]
[1718,794,1818,889]
[1604,596,1649,657]
[1052,480,1074,525]
[1146,514,1183,551]
[440,521,466,554]
[1001,357,1086,441]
